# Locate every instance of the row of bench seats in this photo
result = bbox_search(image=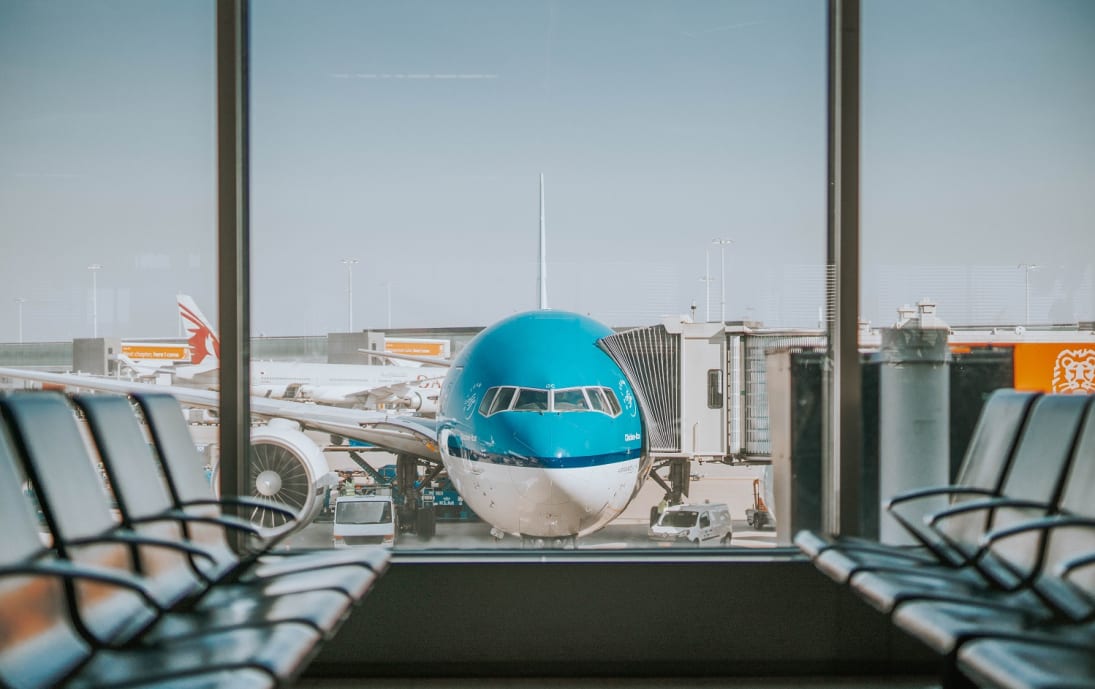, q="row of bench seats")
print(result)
[0,390,391,689]
[795,389,1095,689]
